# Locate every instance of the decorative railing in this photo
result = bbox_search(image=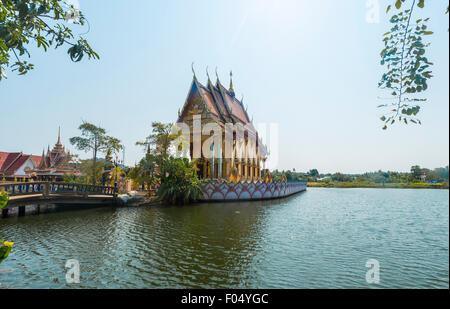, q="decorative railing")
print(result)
[0,182,117,197]
[201,180,307,201]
